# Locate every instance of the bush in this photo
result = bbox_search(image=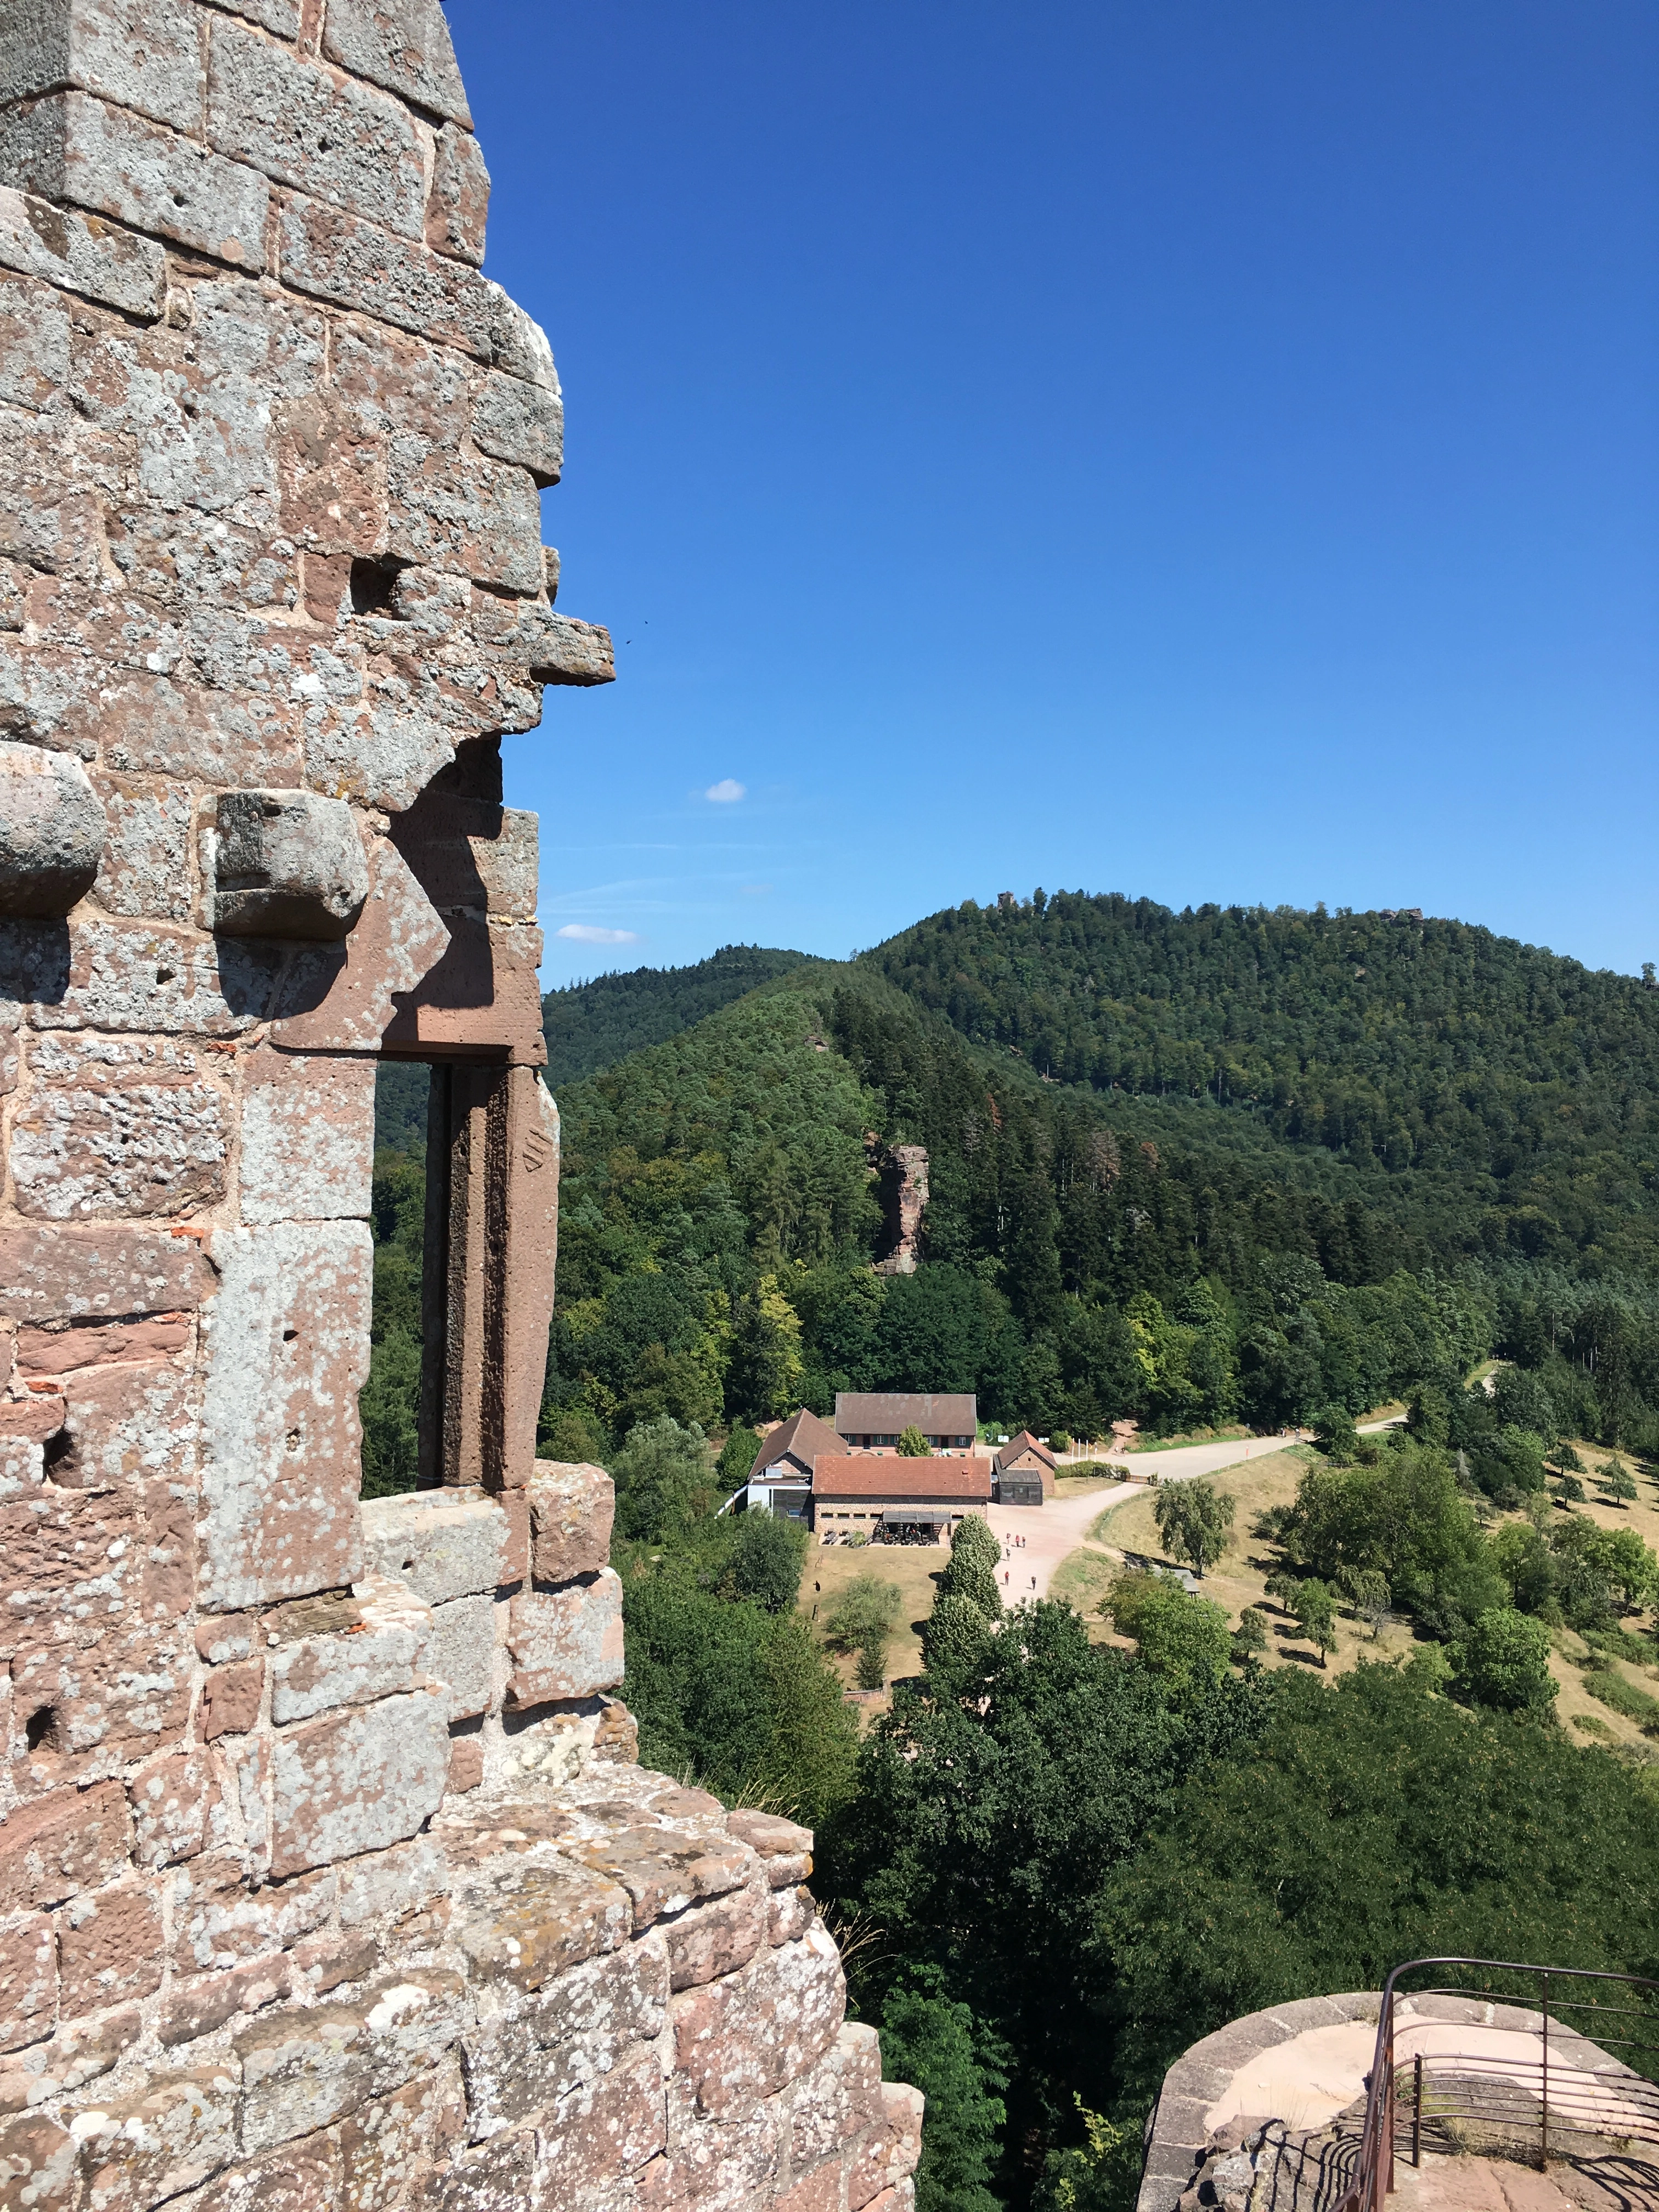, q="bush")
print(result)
[610,1416,714,1543]
[1049,1430,1072,1455]
[1313,1407,1361,1463]
[855,1640,889,1692]
[1103,1573,1231,1696]
[826,1575,904,1655]
[723,1511,809,1611]
[539,1407,606,1464]
[876,1982,1008,2212]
